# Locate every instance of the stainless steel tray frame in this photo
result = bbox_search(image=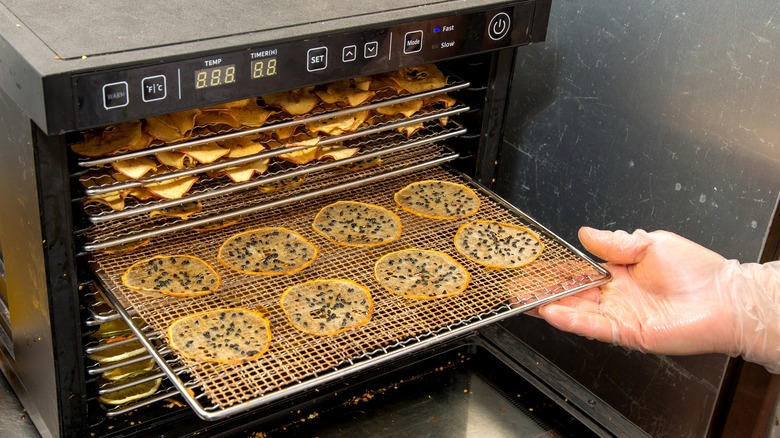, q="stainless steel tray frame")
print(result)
[95,166,610,421]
